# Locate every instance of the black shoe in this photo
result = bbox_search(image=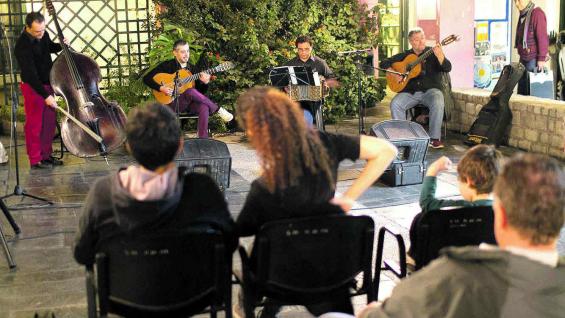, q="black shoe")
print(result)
[42,156,63,166]
[31,162,52,170]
